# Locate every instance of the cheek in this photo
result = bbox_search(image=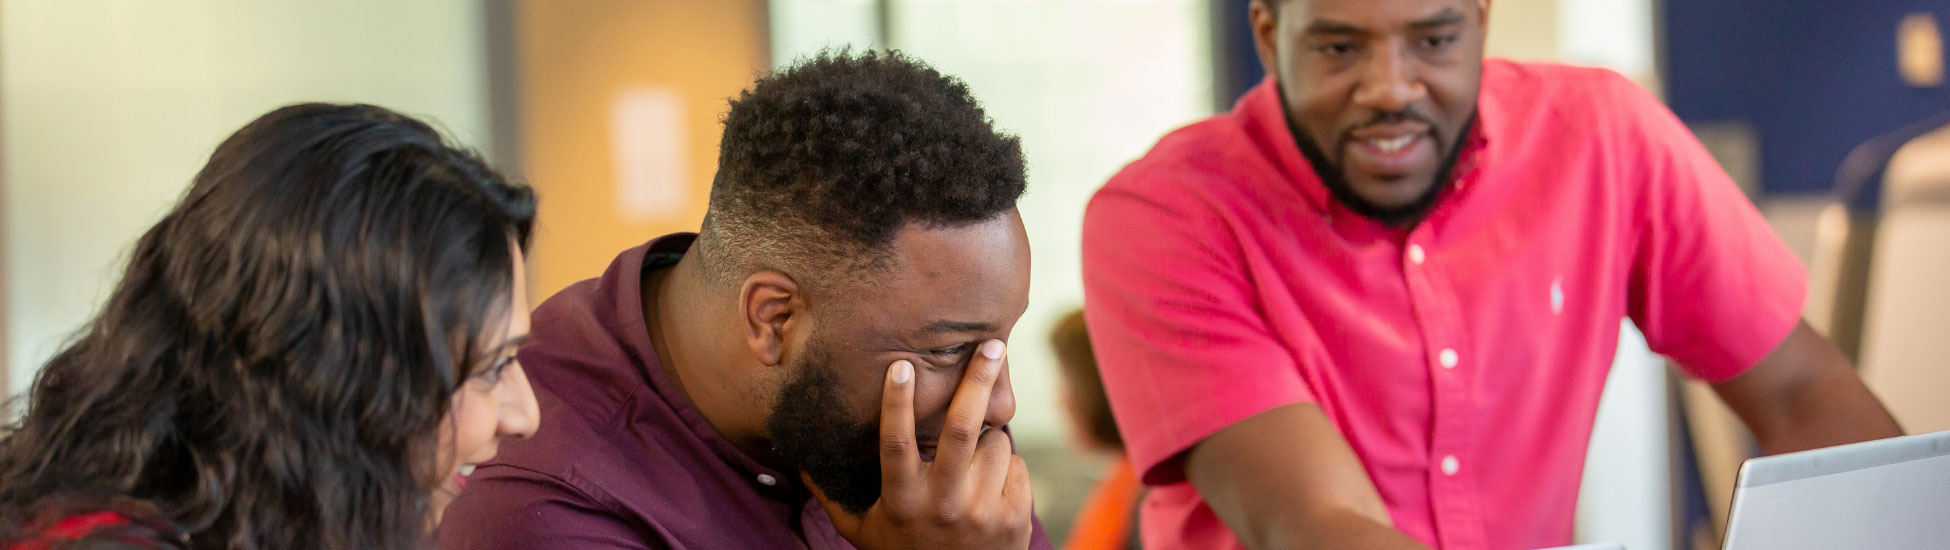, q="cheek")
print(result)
[1292,89,1353,142]
[431,415,457,479]
[907,368,962,432]
[1427,56,1483,108]
[444,390,500,464]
